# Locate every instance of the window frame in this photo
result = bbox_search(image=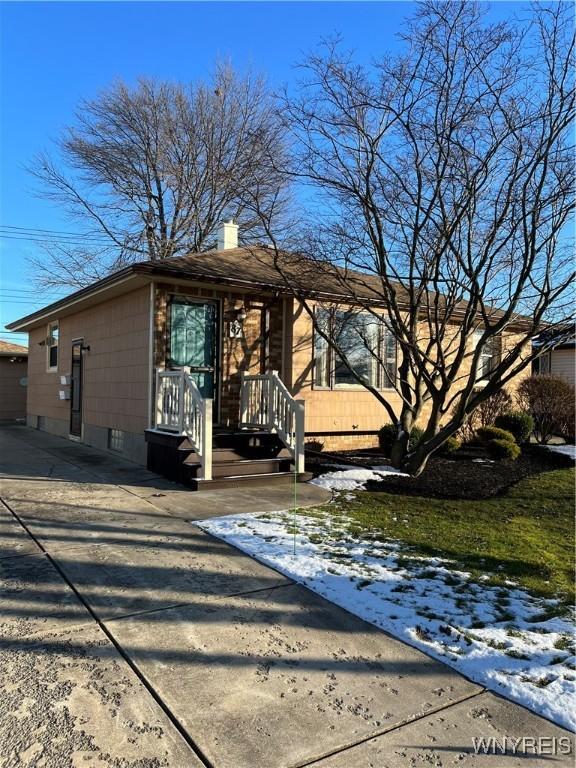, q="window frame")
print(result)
[46,320,59,372]
[108,428,124,453]
[535,352,551,375]
[473,330,501,381]
[312,307,397,391]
